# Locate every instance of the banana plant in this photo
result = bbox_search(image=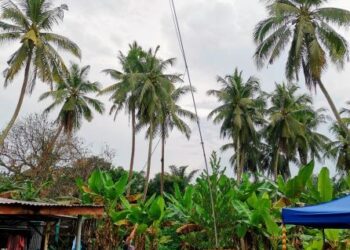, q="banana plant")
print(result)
[77,169,128,211]
[277,163,337,249]
[166,183,194,222]
[0,179,49,201]
[166,153,281,249]
[232,188,280,249]
[76,169,129,249]
[277,161,315,202]
[111,195,170,250]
